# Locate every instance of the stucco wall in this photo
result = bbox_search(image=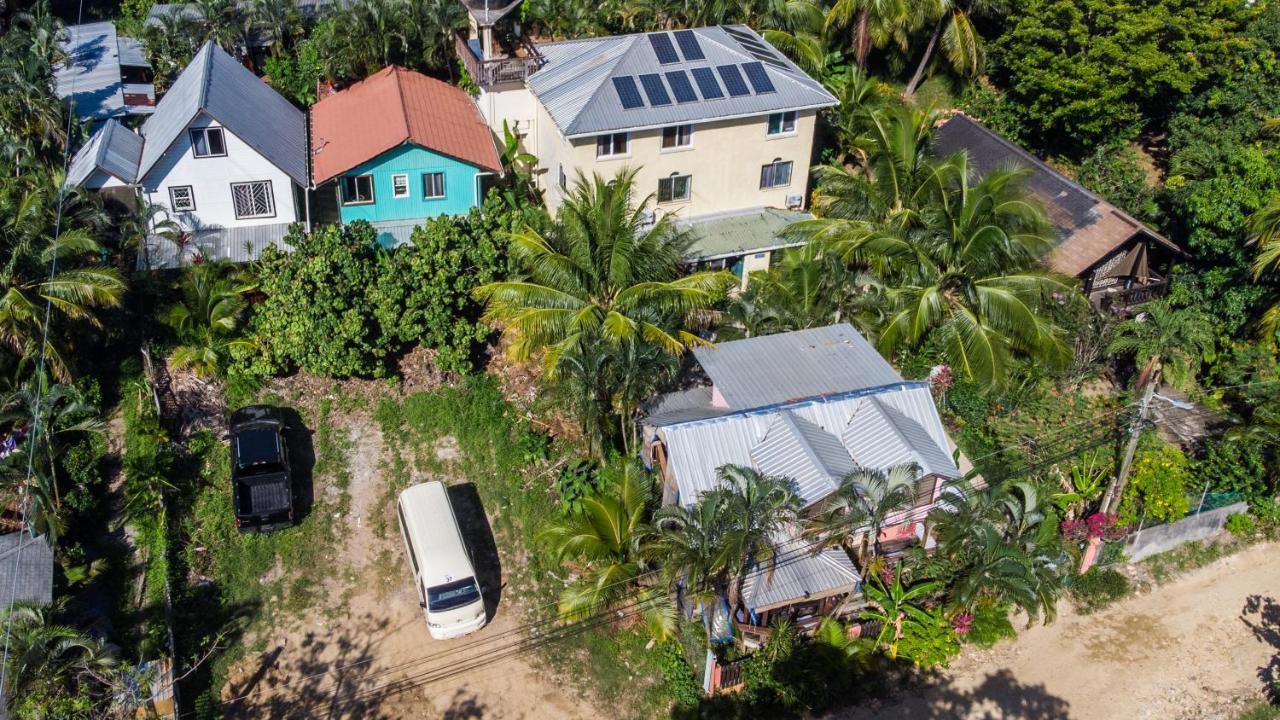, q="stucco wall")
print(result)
[536,109,817,217]
[141,113,299,232]
[1123,501,1248,562]
[334,144,484,224]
